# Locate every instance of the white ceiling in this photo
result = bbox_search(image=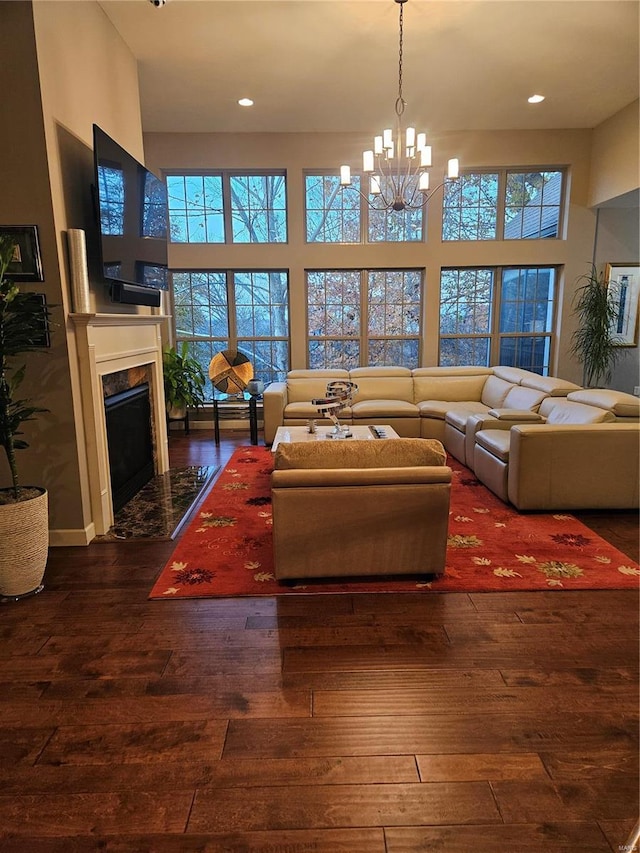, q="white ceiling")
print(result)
[99,0,639,135]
